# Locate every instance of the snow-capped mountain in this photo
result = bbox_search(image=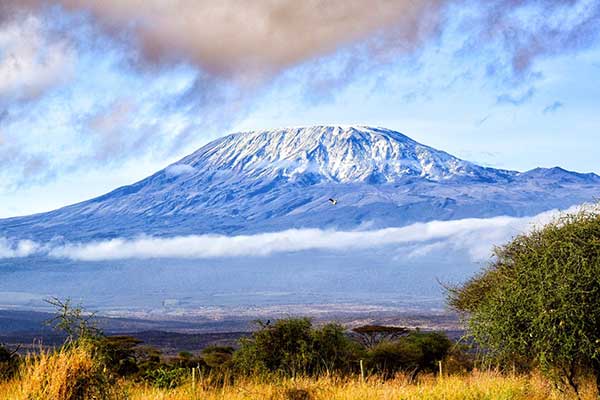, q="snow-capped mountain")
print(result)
[1,125,599,241]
